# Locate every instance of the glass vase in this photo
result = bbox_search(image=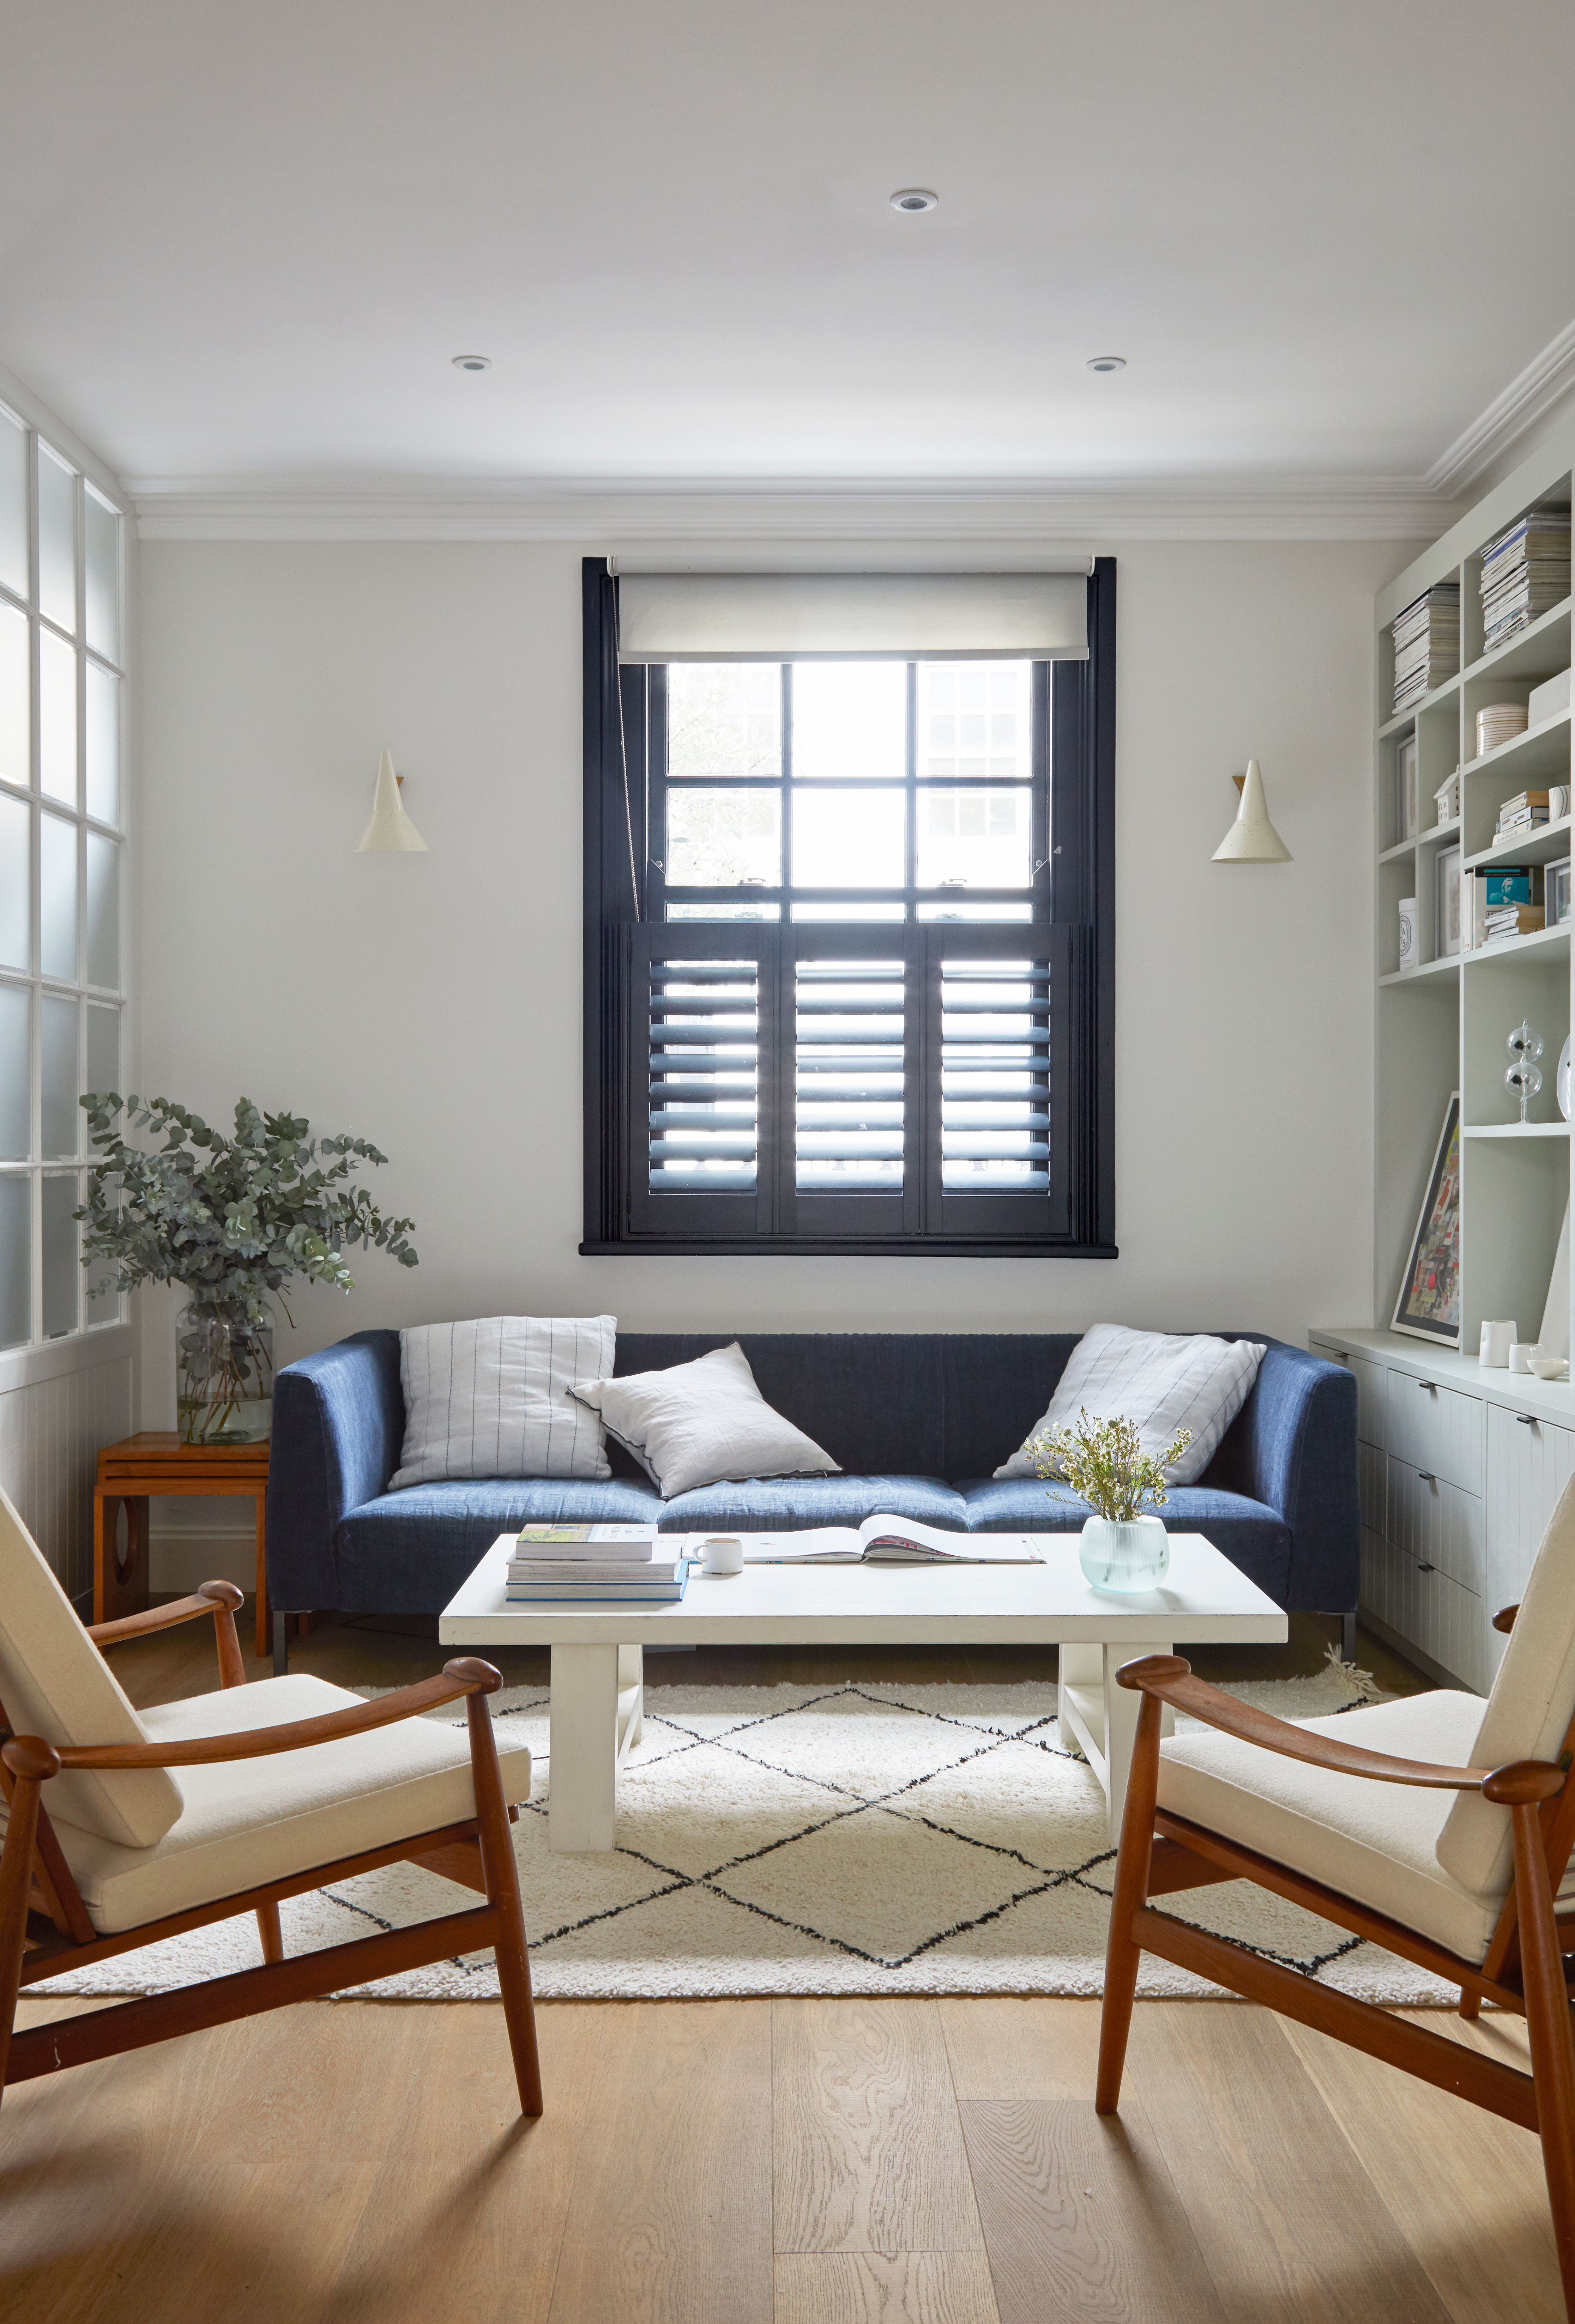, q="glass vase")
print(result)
[177,1302,274,1445]
[1078,1514,1169,1594]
